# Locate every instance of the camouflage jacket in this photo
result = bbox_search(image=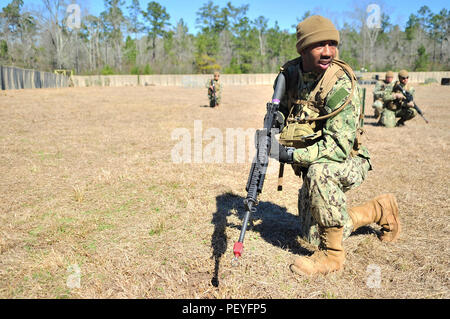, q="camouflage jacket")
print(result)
[383,81,415,110]
[206,79,221,96]
[373,80,390,101]
[278,57,371,167]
